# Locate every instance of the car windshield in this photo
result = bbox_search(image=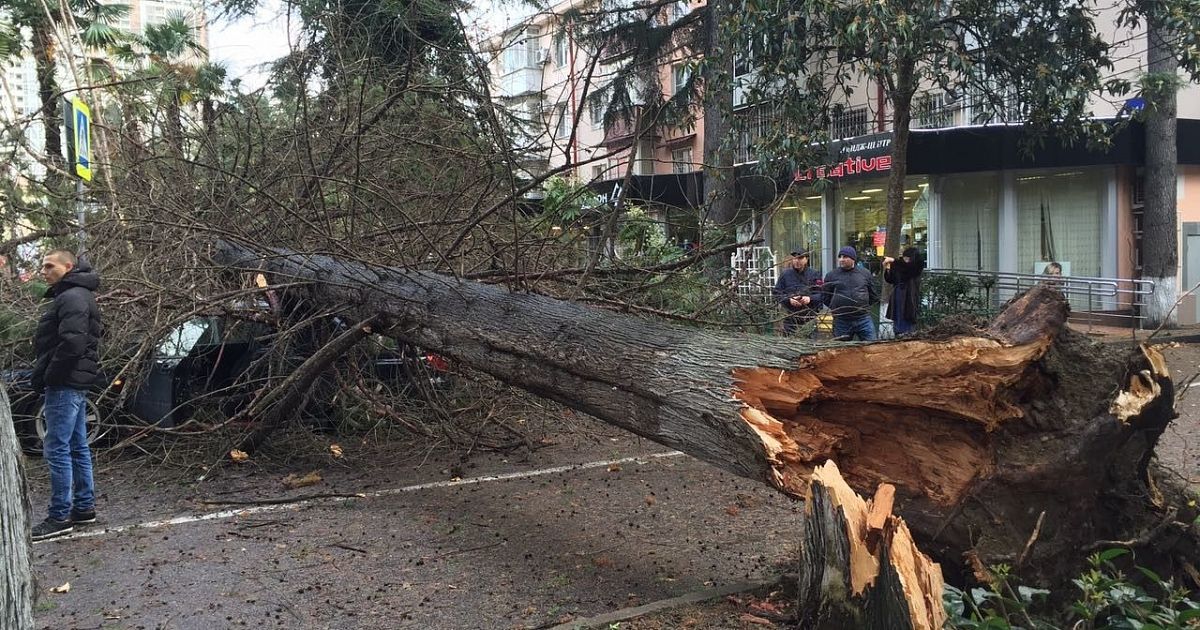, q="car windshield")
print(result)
[157,318,216,359]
